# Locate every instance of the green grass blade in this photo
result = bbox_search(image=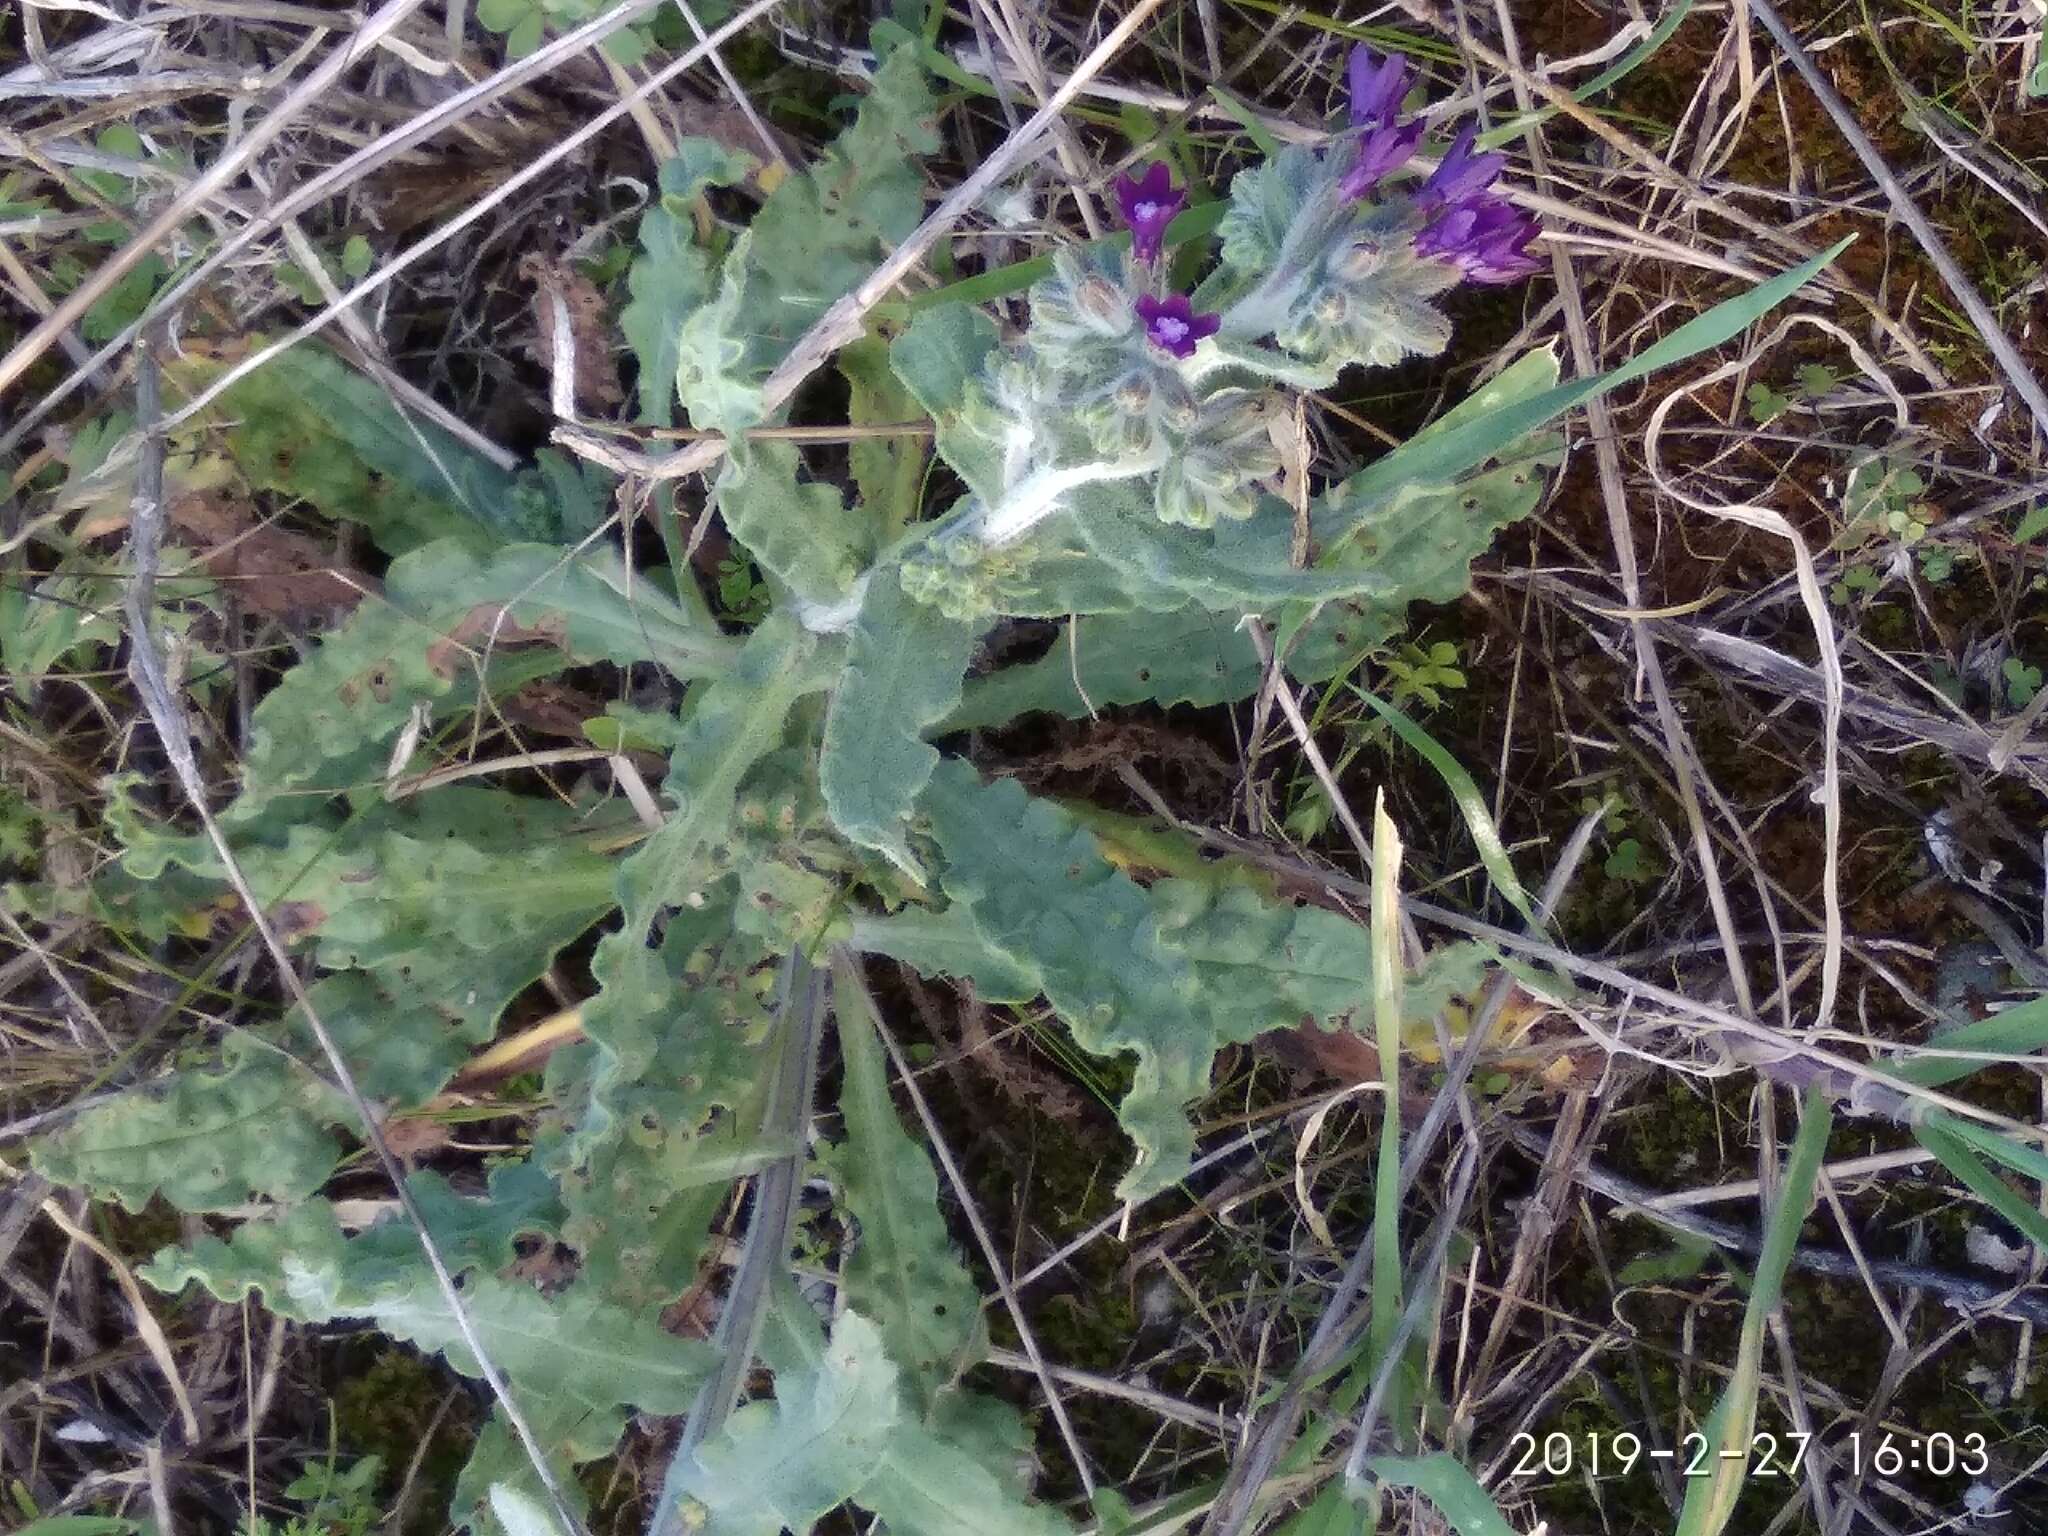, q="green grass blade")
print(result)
[1475,0,1696,149]
[1674,1088,1832,1536]
[1359,1454,1516,1536]
[1915,1113,2048,1254]
[1207,87,1283,158]
[1353,688,1541,932]
[1320,240,1853,535]
[1889,993,2048,1087]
